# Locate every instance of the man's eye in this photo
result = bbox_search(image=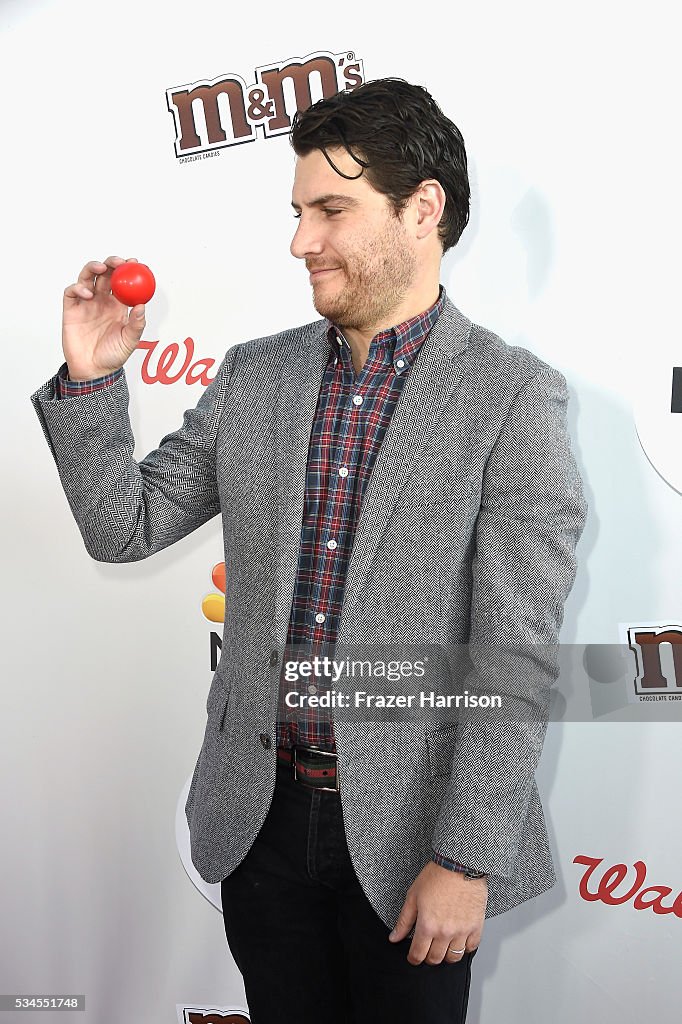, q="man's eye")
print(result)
[292,209,341,220]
